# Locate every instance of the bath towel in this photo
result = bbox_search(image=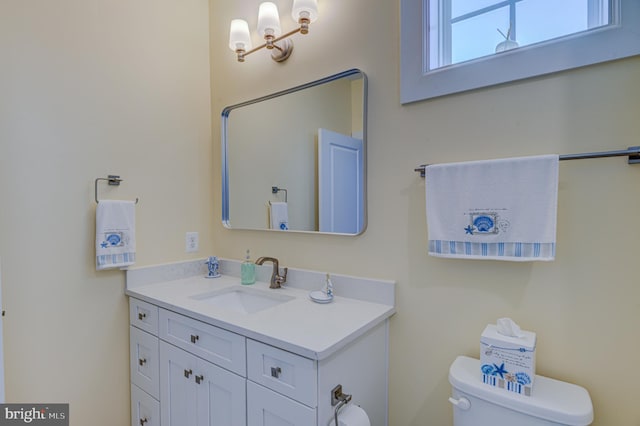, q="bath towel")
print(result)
[96,200,136,270]
[269,201,289,231]
[425,155,559,261]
